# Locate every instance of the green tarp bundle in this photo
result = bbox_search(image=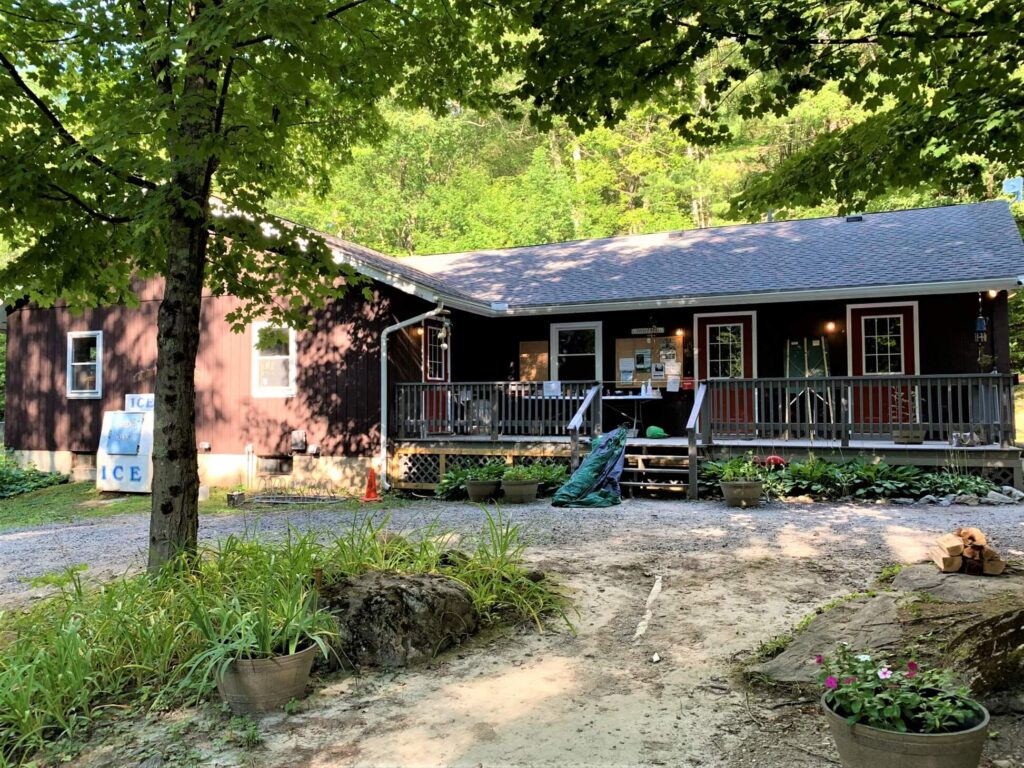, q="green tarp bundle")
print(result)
[552,427,629,508]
